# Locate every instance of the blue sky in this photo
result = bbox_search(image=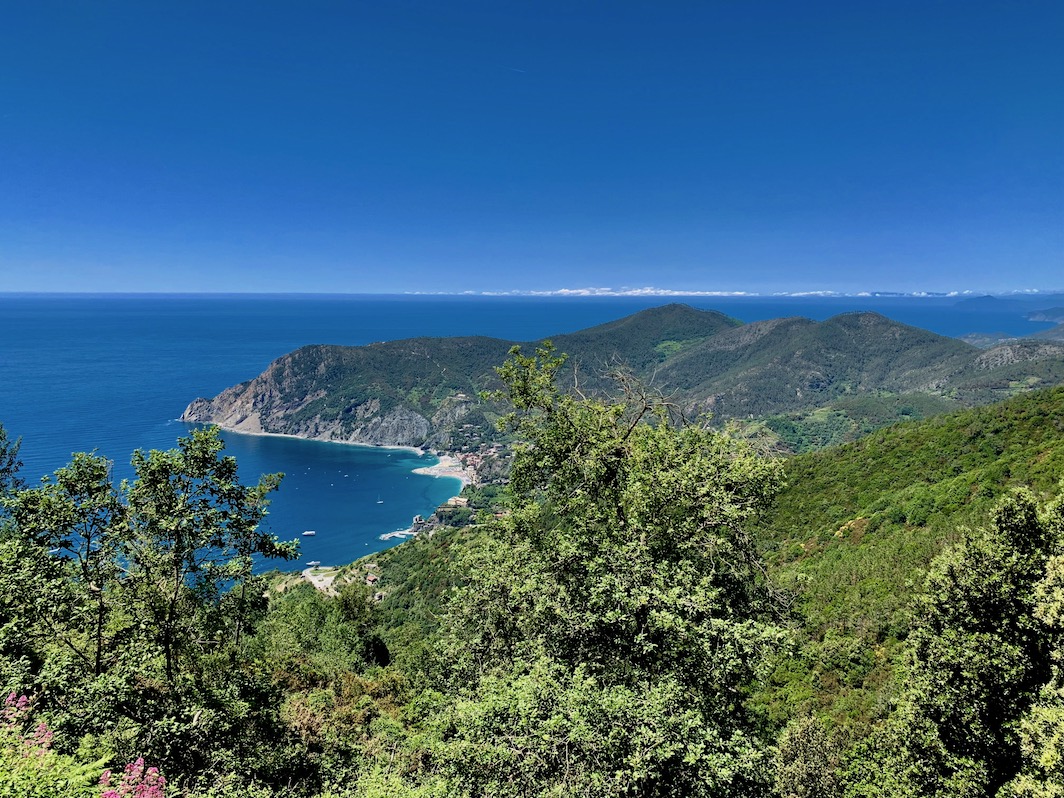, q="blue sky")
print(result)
[1,1,1061,295]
